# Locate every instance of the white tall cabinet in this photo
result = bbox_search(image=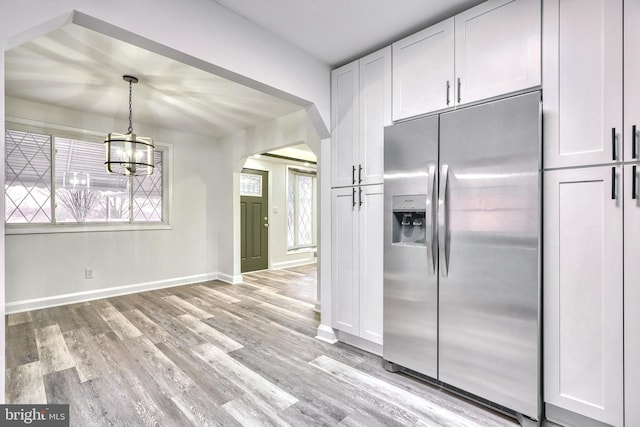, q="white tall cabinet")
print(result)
[392,0,540,121]
[331,185,384,347]
[543,167,624,427]
[330,46,390,352]
[624,3,640,426]
[543,0,640,425]
[331,47,391,188]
